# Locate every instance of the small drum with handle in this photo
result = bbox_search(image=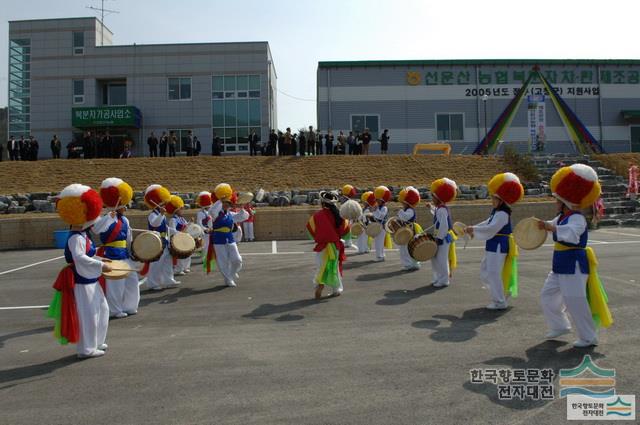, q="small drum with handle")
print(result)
[132,231,164,262]
[351,221,365,237]
[408,232,438,261]
[384,217,403,234]
[186,223,205,249]
[170,232,196,259]
[366,221,383,238]
[102,259,138,279]
[514,217,547,250]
